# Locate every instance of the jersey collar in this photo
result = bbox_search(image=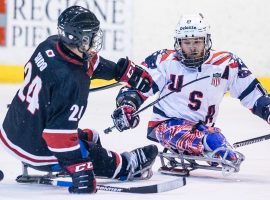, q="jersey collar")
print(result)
[56,41,84,66]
